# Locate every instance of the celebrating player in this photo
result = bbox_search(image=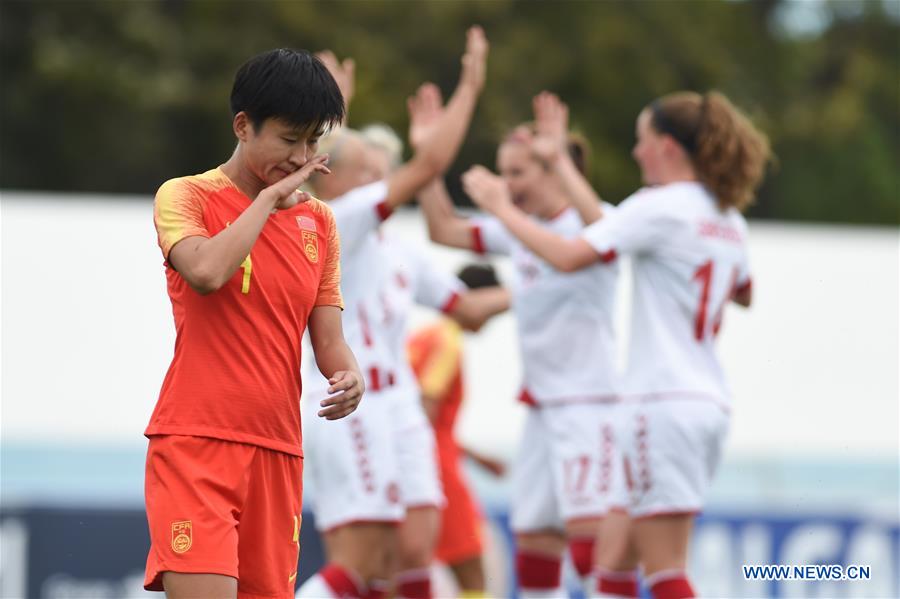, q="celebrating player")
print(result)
[143,49,364,599]
[464,90,770,599]
[419,91,622,599]
[296,27,489,599]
